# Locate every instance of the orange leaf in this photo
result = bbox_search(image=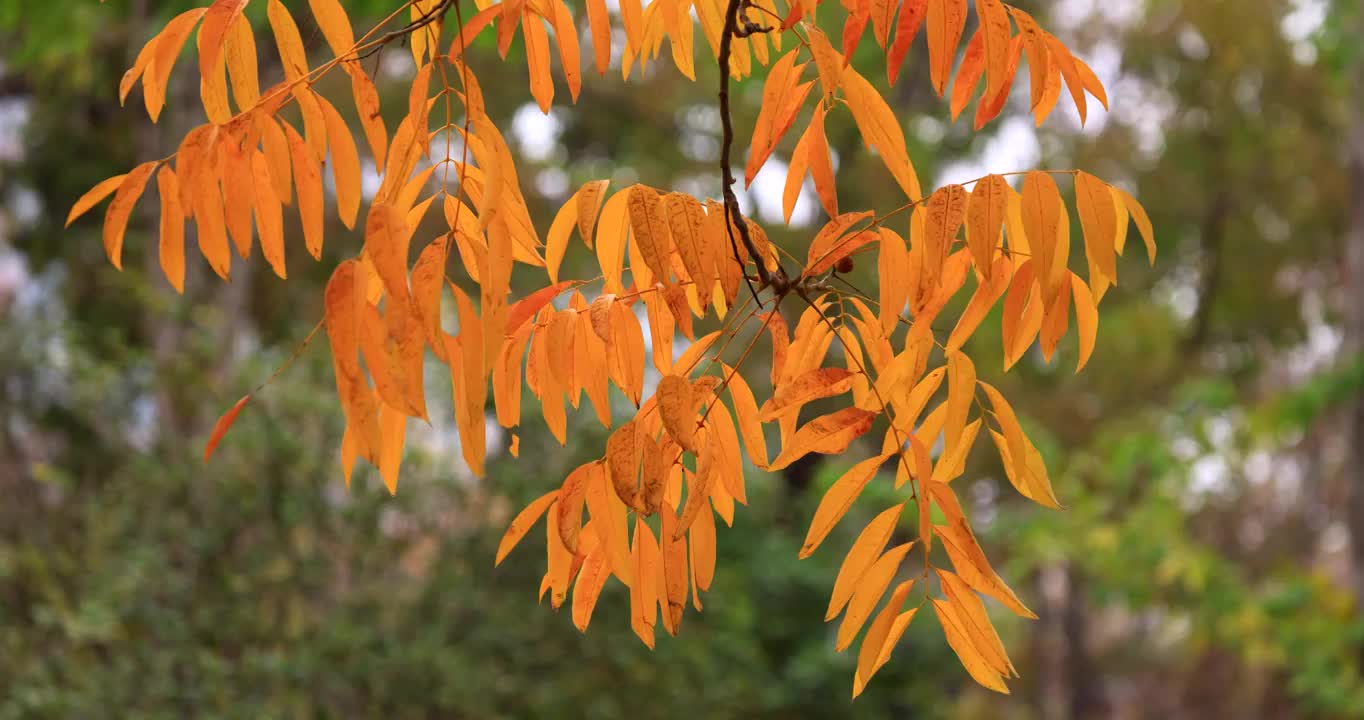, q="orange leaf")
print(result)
[585,0,611,74]
[744,49,812,186]
[853,589,917,697]
[1020,171,1063,298]
[285,123,325,259]
[717,363,767,469]
[626,185,674,284]
[836,541,913,651]
[67,173,128,228]
[316,95,361,229]
[1075,171,1118,283]
[926,0,967,96]
[949,30,986,121]
[145,9,207,122]
[524,15,554,112]
[250,152,287,279]
[887,0,928,86]
[966,174,1008,276]
[657,375,699,454]
[102,162,158,270]
[841,64,921,199]
[267,0,309,82]
[1116,186,1156,263]
[806,211,874,275]
[826,503,904,620]
[762,367,857,421]
[770,407,877,471]
[155,166,186,293]
[924,184,968,291]
[933,598,1010,693]
[801,453,890,558]
[975,0,1012,100]
[204,394,250,461]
